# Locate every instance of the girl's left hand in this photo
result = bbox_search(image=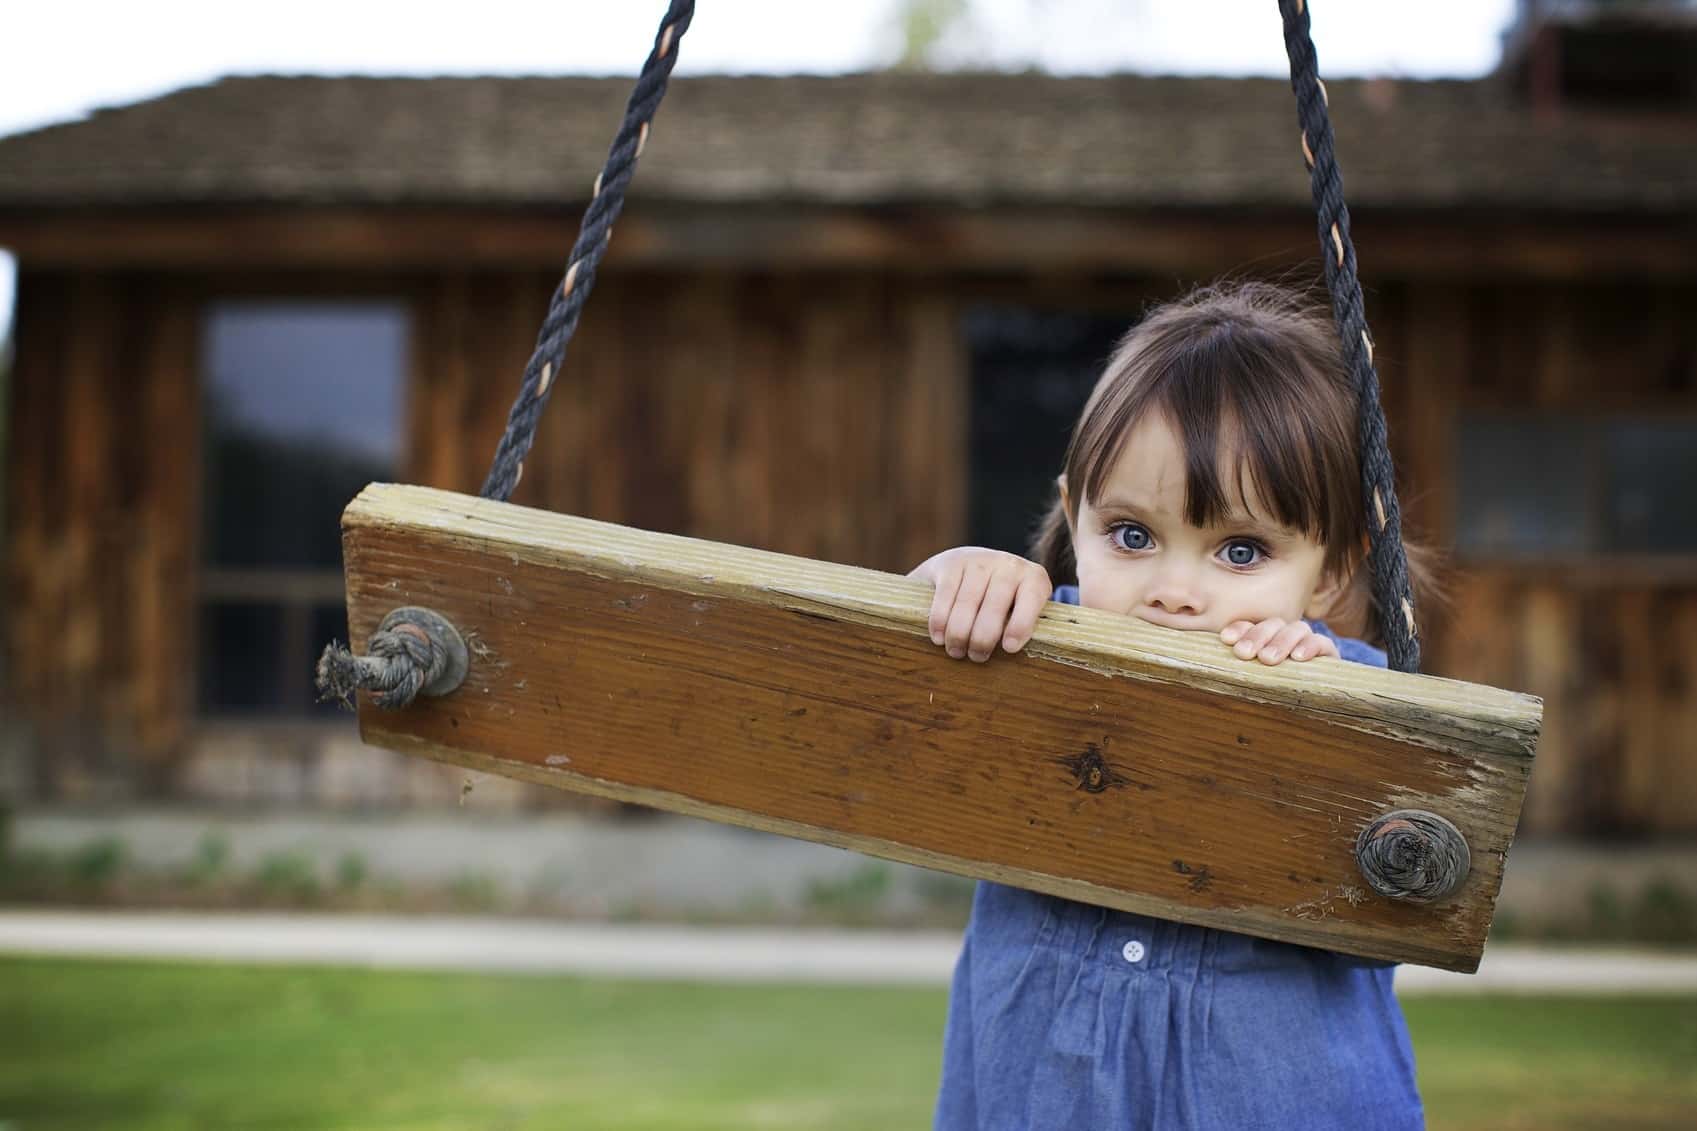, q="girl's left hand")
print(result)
[1219,618,1339,665]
